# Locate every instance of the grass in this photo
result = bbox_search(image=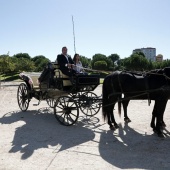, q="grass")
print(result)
[0,73,20,81]
[100,78,104,84]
